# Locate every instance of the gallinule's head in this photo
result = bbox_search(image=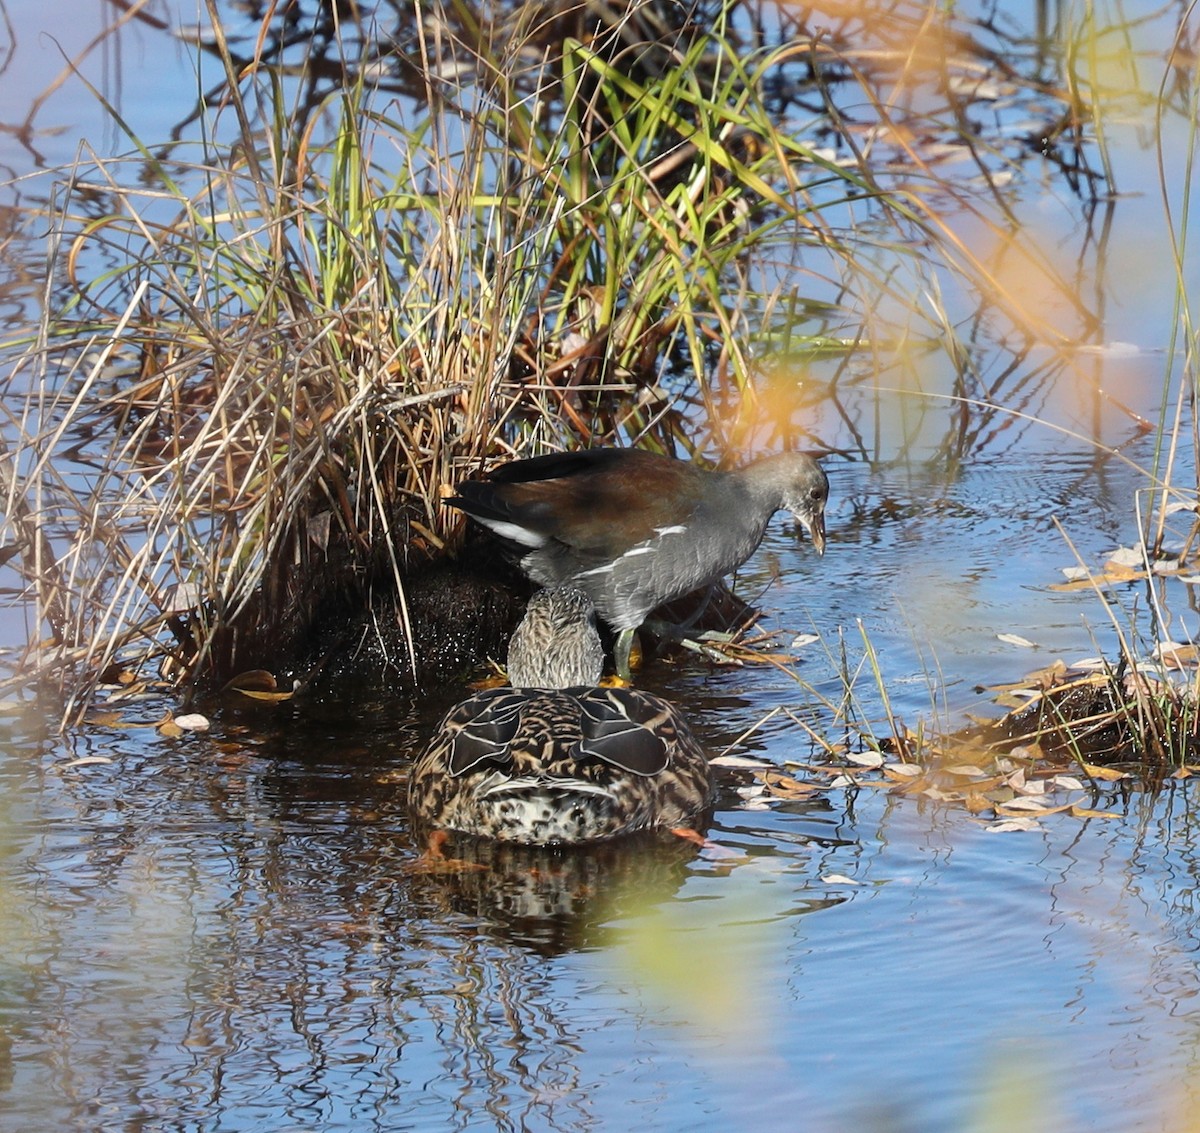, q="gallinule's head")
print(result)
[506,586,605,689]
[447,447,830,679]
[741,451,828,555]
